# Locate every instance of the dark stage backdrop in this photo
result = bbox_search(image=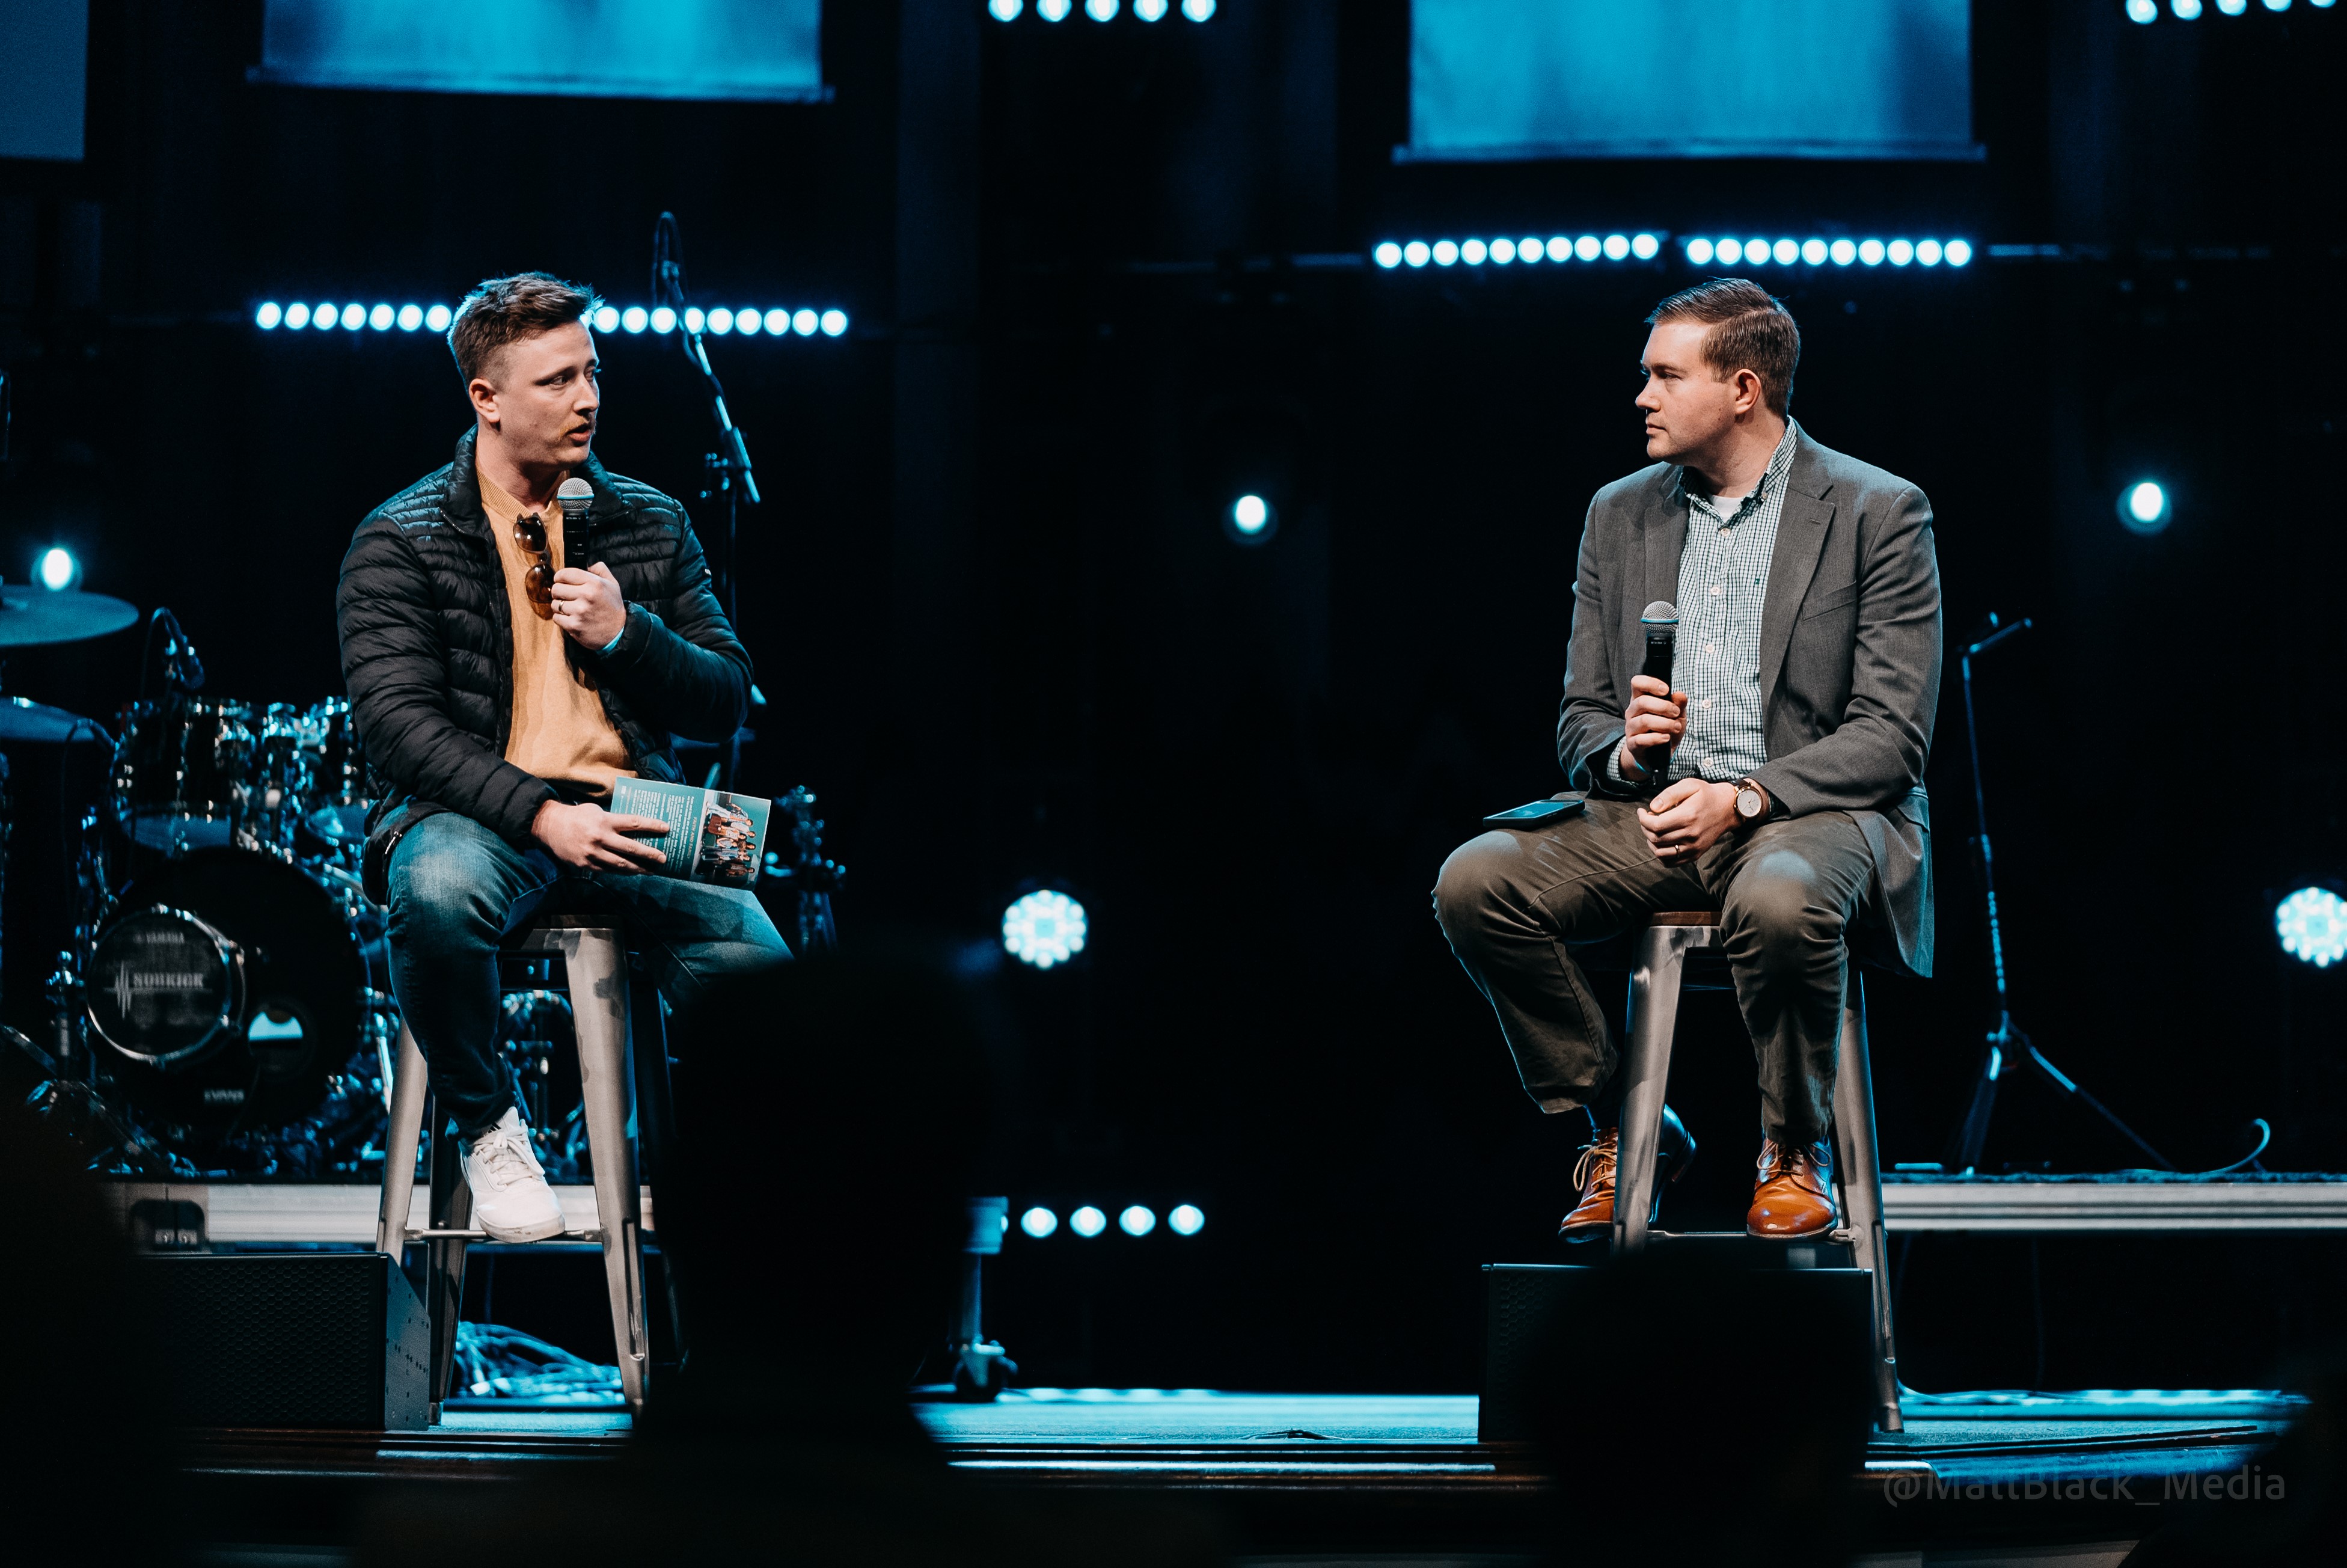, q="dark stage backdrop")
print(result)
[1,0,2343,1394]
